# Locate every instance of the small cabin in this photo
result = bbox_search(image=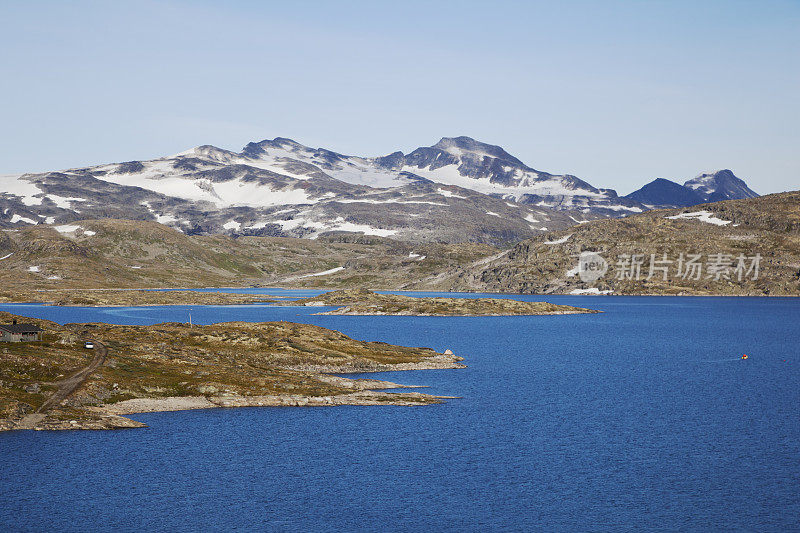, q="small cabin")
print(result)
[0,320,42,342]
